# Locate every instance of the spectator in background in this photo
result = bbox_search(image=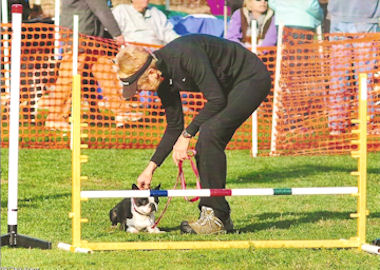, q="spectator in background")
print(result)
[318,0,330,33]
[112,0,179,45]
[328,0,380,33]
[267,0,323,134]
[226,0,277,47]
[28,0,55,23]
[39,0,126,130]
[61,0,125,43]
[327,0,380,135]
[269,0,323,35]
